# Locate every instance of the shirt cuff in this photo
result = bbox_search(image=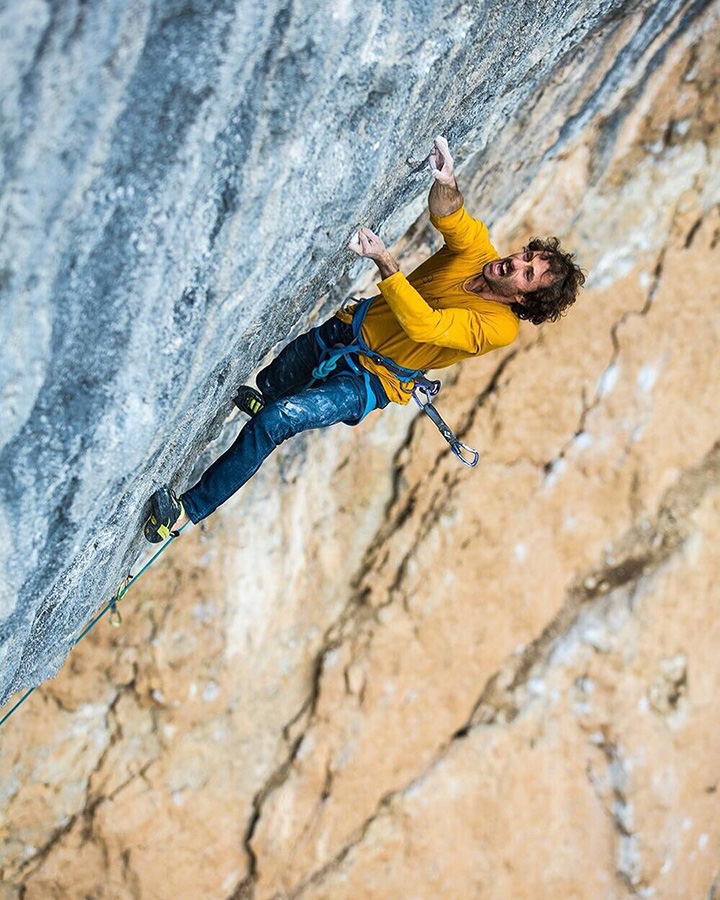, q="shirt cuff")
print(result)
[377,270,406,292]
[429,204,465,229]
